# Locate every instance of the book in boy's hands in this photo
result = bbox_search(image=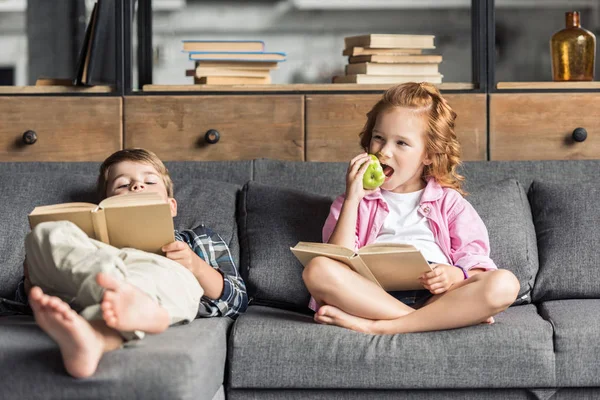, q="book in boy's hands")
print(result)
[290,242,433,291]
[28,192,174,254]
